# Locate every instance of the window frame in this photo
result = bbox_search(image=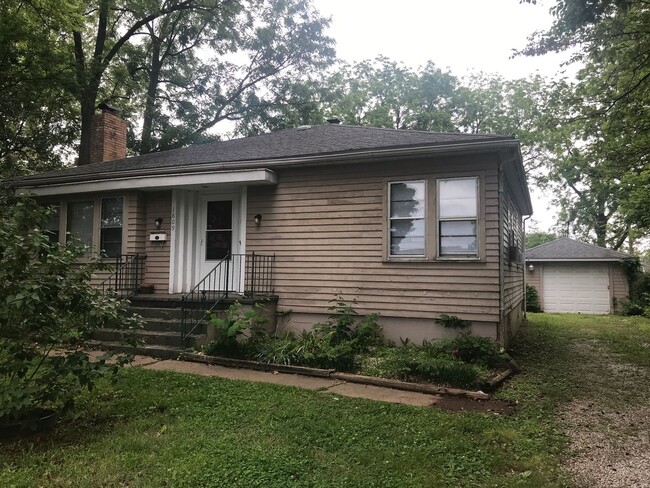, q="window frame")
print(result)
[50,195,126,258]
[384,174,484,262]
[436,176,479,259]
[100,196,125,258]
[387,180,427,259]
